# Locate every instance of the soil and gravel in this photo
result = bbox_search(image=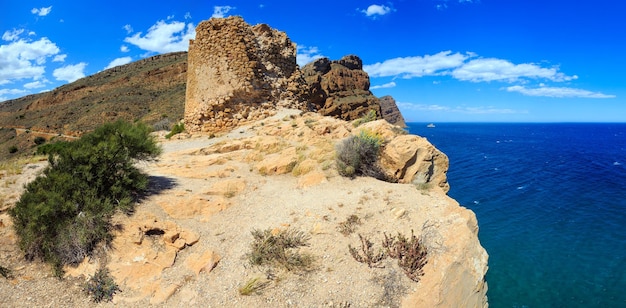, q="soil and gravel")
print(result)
[0,109,453,307]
